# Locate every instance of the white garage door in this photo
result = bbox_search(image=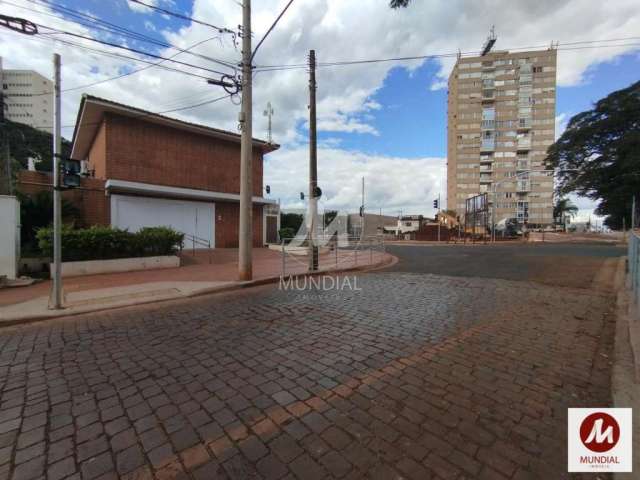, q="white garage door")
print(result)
[110,195,215,248]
